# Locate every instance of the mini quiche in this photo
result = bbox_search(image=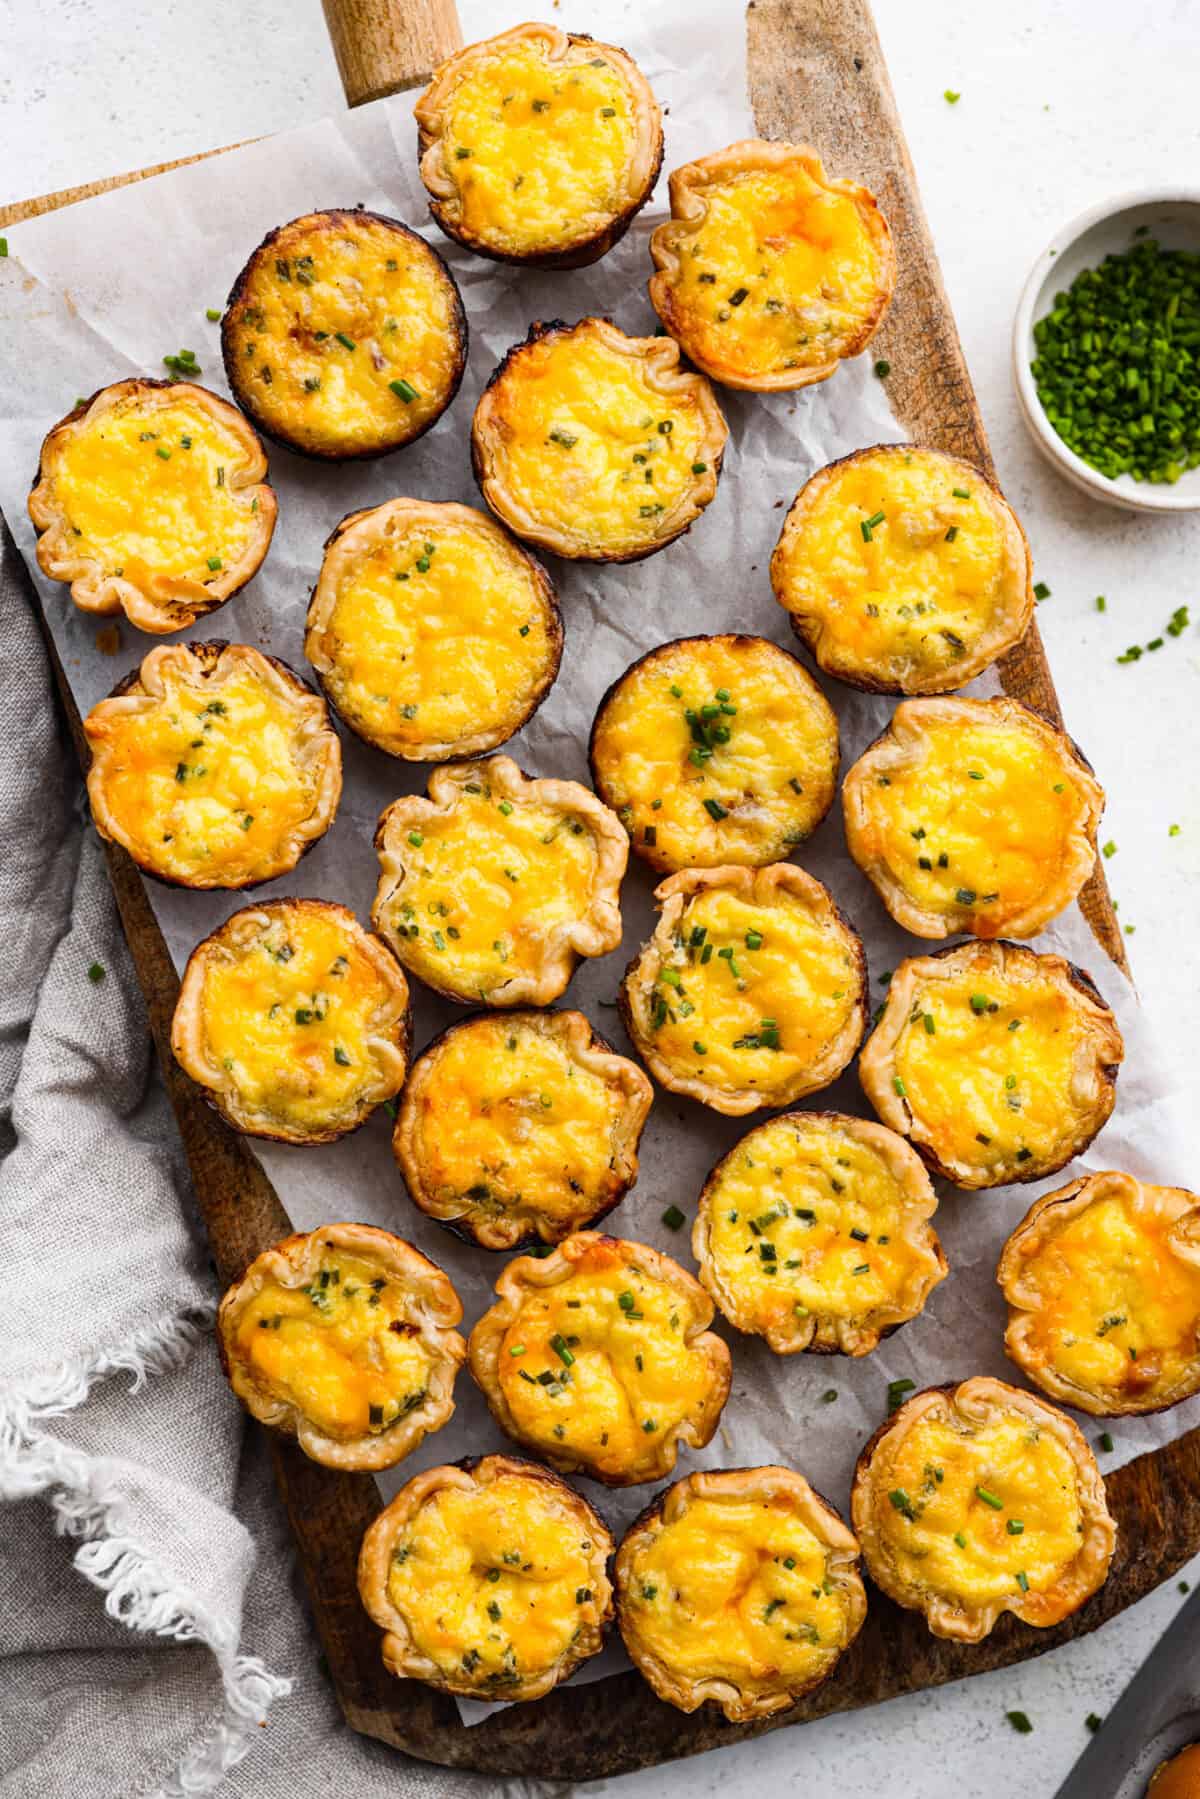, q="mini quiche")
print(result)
[1148,1745,1200,1799]
[589,634,839,873]
[615,1466,867,1721]
[221,209,466,460]
[648,140,894,391]
[620,864,867,1116]
[305,498,561,761]
[999,1170,1200,1416]
[372,756,627,1007]
[395,1009,653,1250]
[770,445,1034,694]
[414,23,663,268]
[842,695,1105,940]
[468,1232,731,1486]
[84,641,341,889]
[471,317,728,563]
[694,1112,946,1356]
[172,899,411,1144]
[29,379,275,634]
[860,940,1123,1190]
[217,1222,465,1471]
[850,1376,1116,1641]
[357,1453,613,1700]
